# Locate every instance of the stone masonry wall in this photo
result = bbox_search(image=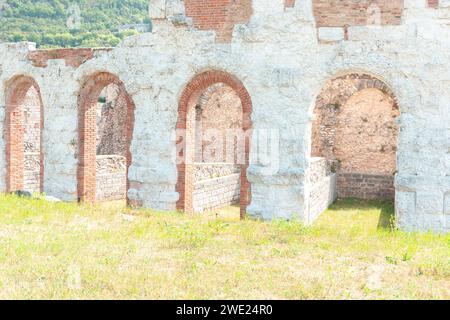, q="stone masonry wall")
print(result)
[312,75,398,165]
[192,83,243,212]
[312,76,399,201]
[1,1,450,232]
[308,157,337,223]
[22,85,41,193]
[96,84,127,156]
[334,89,398,200]
[95,155,127,202]
[194,163,241,181]
[193,172,241,212]
[94,84,128,201]
[334,89,399,175]
[195,84,243,163]
[309,156,332,184]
